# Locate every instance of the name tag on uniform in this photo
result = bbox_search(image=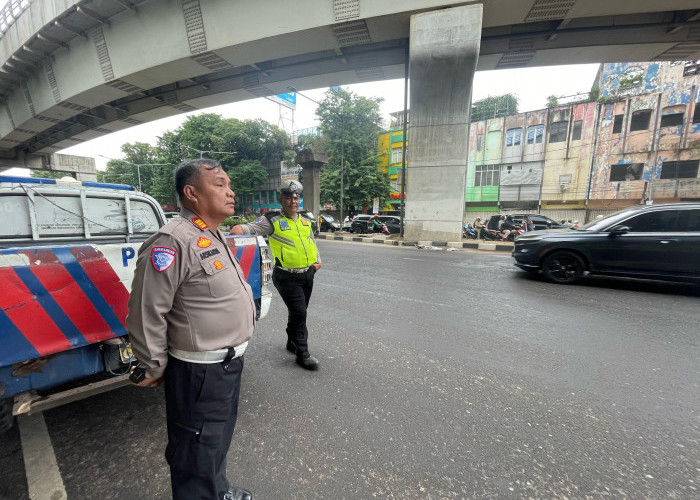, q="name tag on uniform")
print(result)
[279,220,290,231]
